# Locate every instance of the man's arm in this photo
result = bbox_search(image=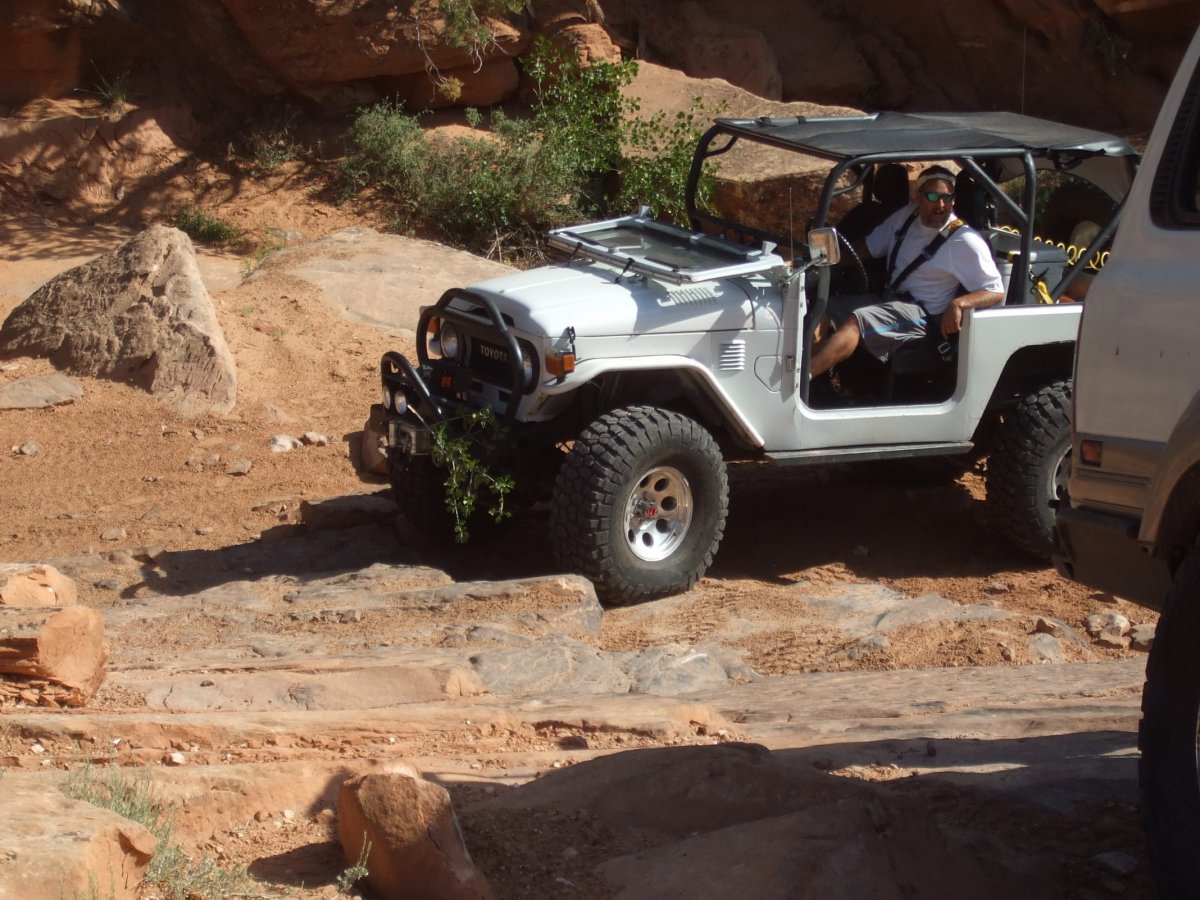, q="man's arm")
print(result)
[939,289,1004,339]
